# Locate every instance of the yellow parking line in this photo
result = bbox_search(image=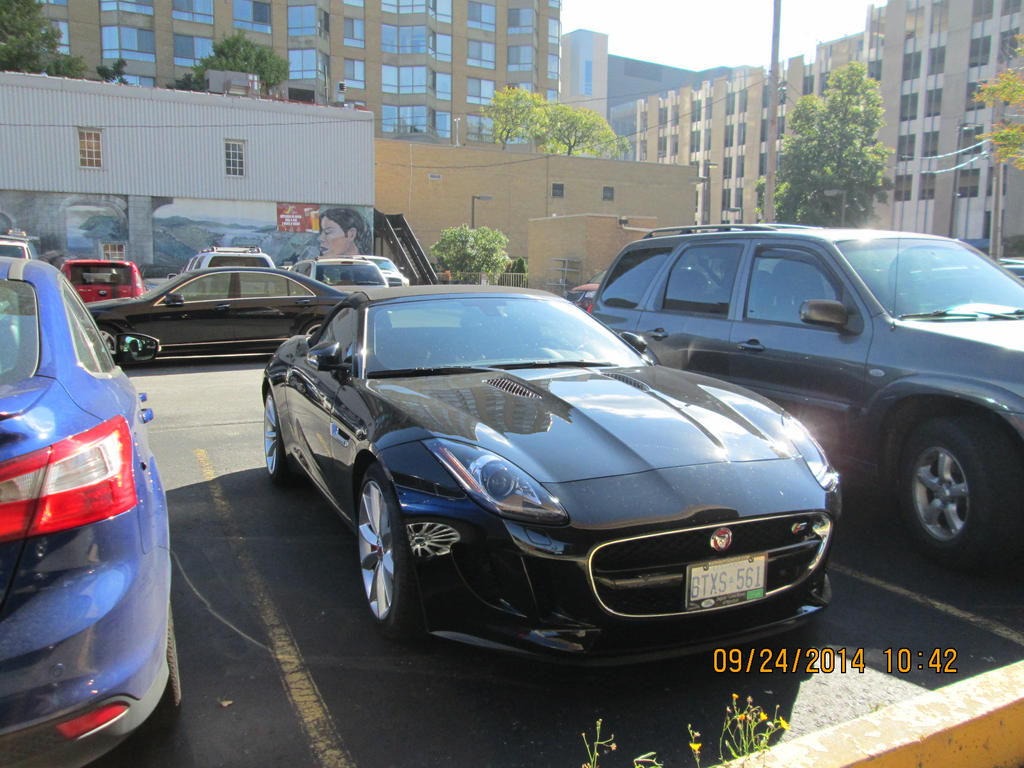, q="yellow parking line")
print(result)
[832,563,1024,648]
[195,449,354,768]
